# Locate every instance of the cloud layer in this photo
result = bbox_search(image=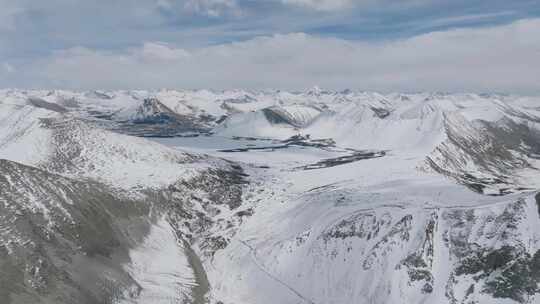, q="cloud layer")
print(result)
[0,0,24,31]
[4,18,538,93]
[282,0,354,11]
